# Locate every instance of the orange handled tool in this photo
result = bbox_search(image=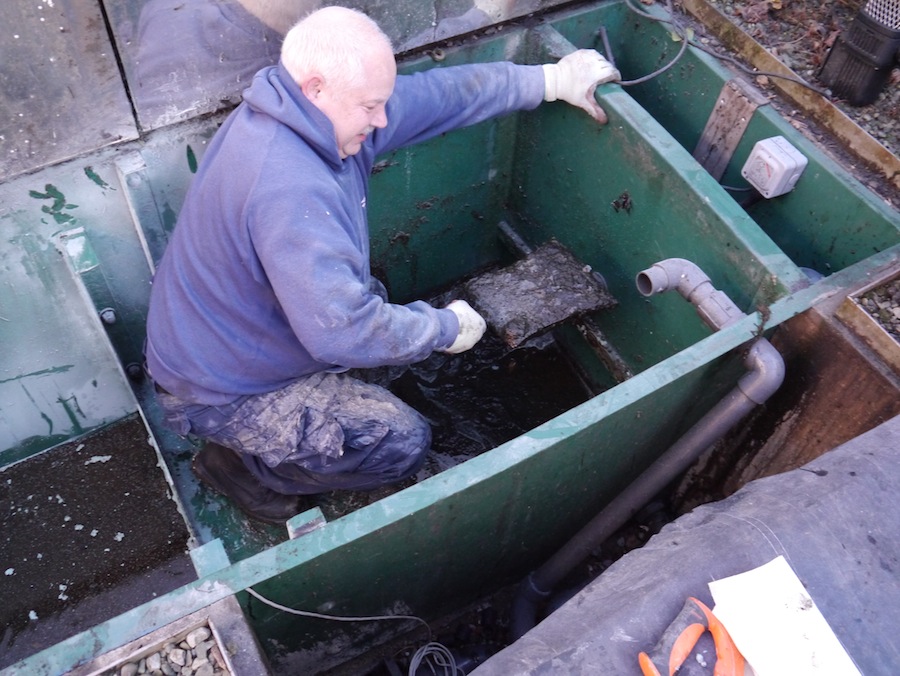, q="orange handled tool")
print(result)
[638,597,745,676]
